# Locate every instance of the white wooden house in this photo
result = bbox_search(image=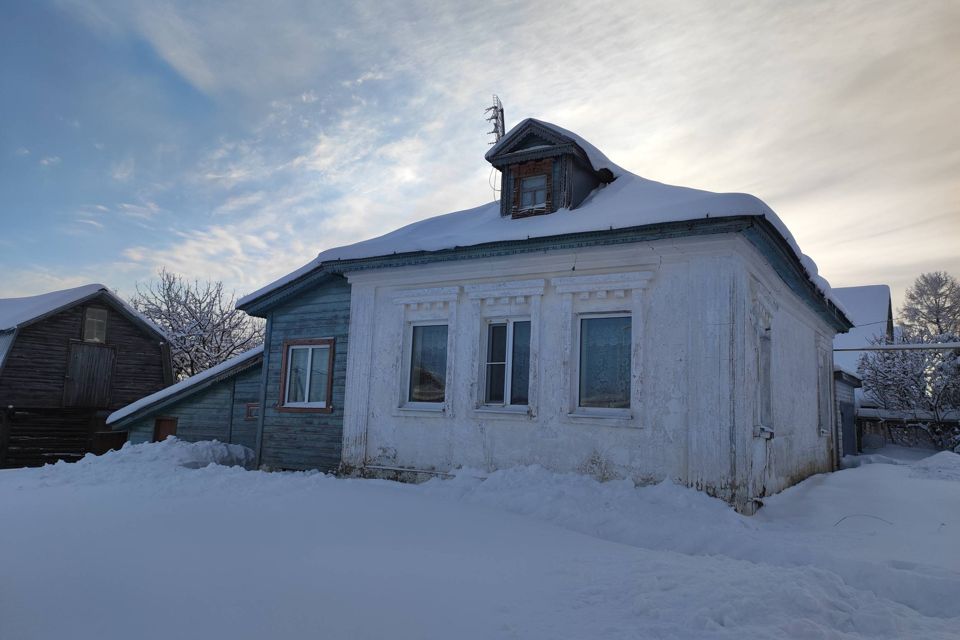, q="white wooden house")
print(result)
[235,118,851,512]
